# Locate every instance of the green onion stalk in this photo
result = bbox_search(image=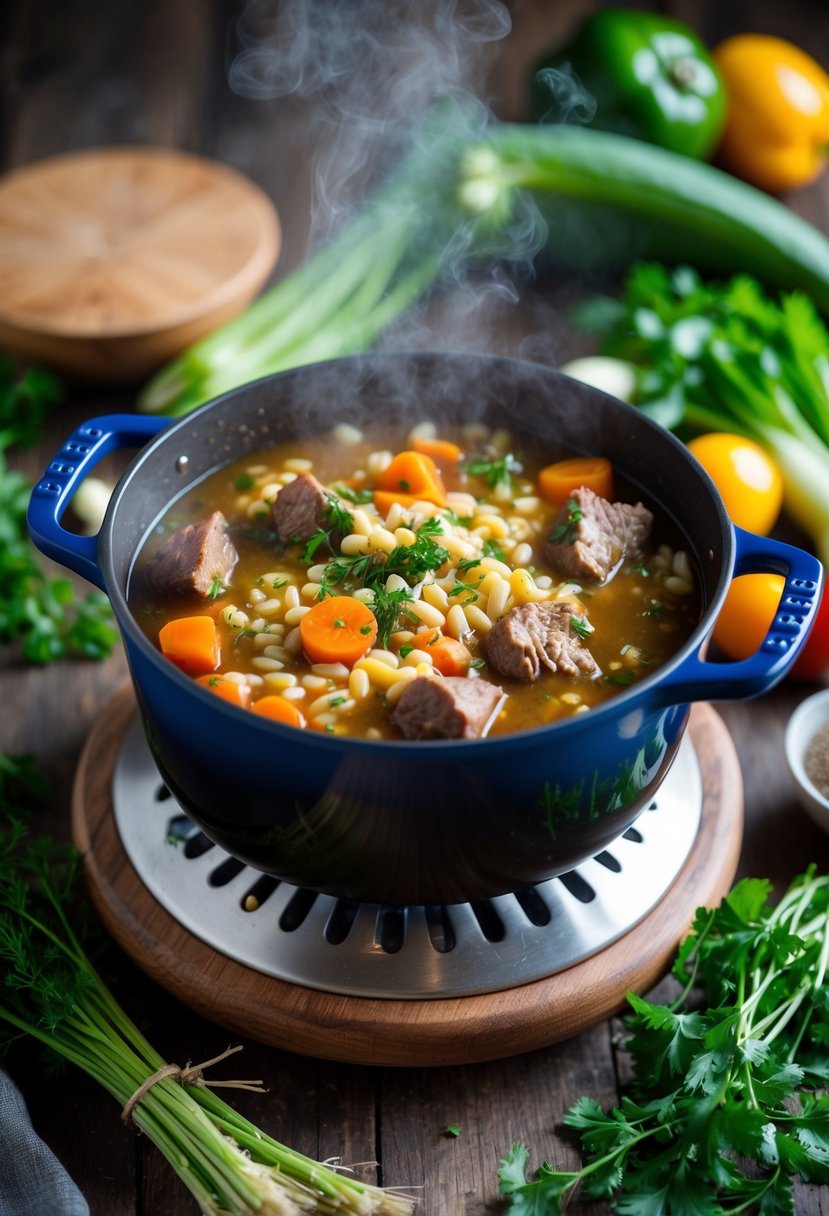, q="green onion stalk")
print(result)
[0,822,414,1215]
[138,121,829,420]
[139,103,517,419]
